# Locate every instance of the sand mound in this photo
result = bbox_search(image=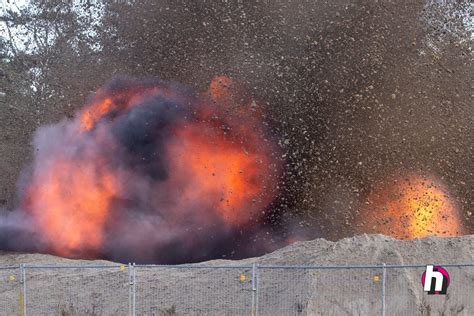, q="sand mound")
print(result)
[0,234,472,315]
